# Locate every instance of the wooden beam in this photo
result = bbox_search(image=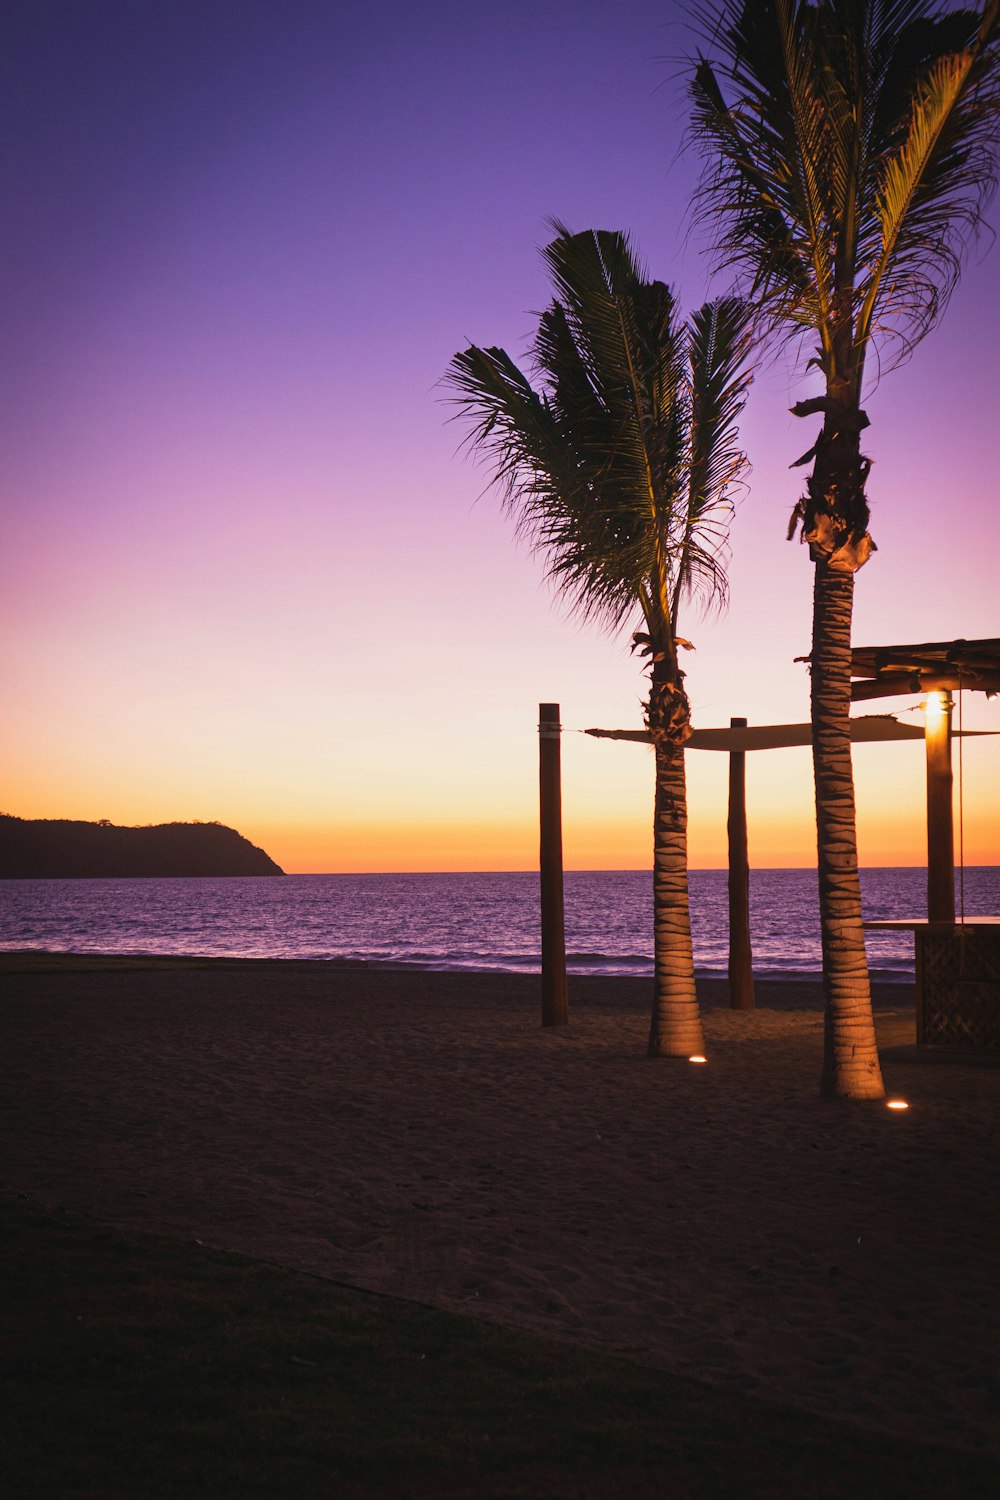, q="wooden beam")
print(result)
[852,671,1000,702]
[538,703,569,1026]
[727,718,755,1010]
[925,692,955,923]
[851,637,1000,679]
